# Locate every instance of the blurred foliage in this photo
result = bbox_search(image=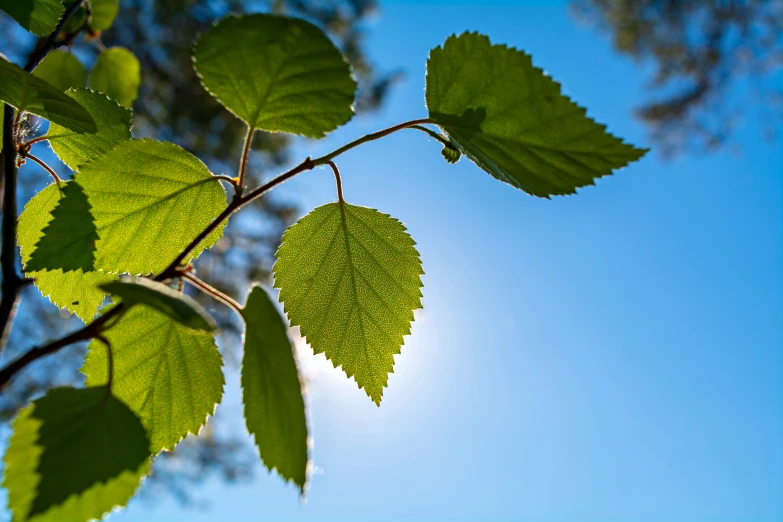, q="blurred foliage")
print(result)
[0,0,397,506]
[573,0,783,155]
